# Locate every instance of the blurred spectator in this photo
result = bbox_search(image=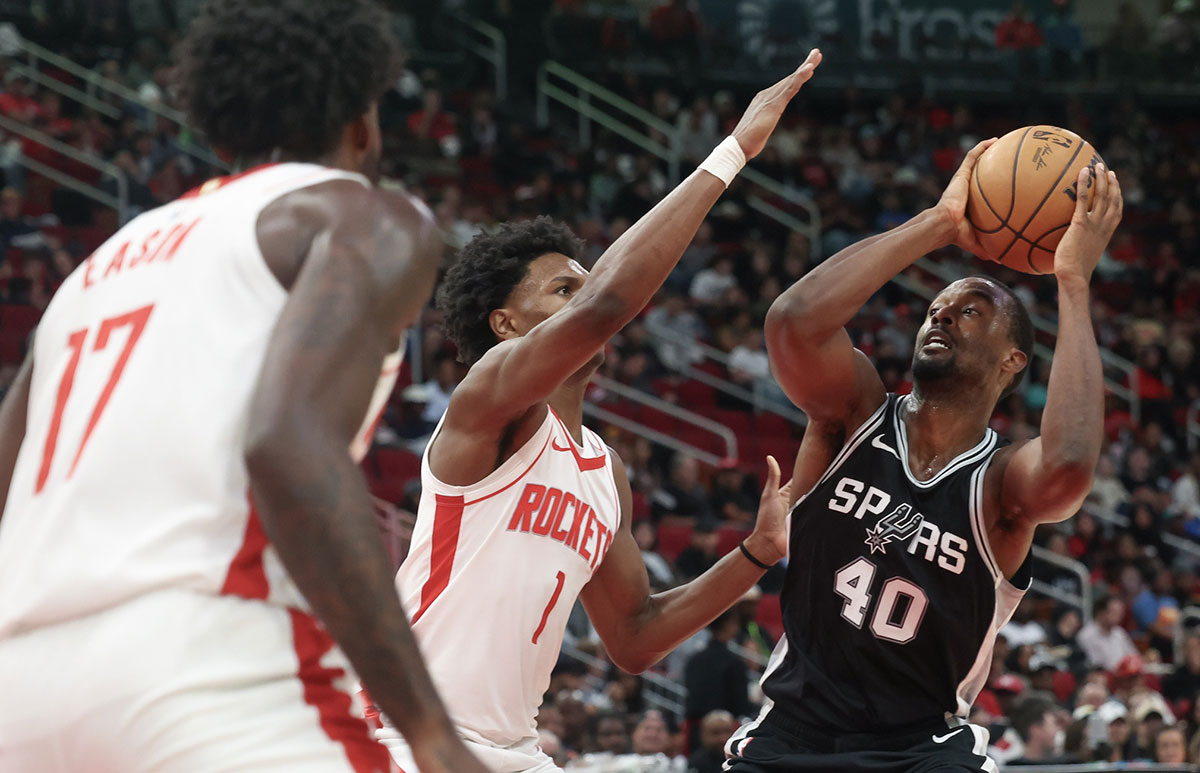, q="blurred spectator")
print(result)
[690,255,737,307]
[407,87,459,158]
[1077,596,1137,670]
[995,1,1044,81]
[644,291,705,371]
[1007,696,1065,764]
[675,519,720,580]
[420,353,461,427]
[652,454,713,522]
[648,0,702,73]
[684,611,752,733]
[0,187,51,254]
[633,520,676,589]
[1162,633,1200,704]
[1002,597,1048,648]
[1171,453,1200,520]
[591,712,631,755]
[1155,724,1188,764]
[1043,1,1084,79]
[687,709,736,773]
[1090,455,1129,513]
